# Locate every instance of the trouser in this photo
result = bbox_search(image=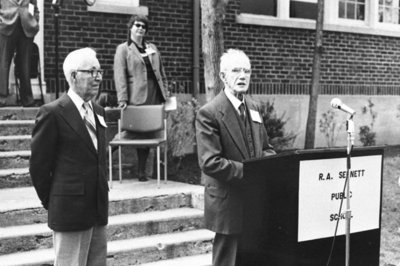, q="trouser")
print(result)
[137,148,150,177]
[0,19,34,106]
[53,225,107,266]
[213,233,239,266]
